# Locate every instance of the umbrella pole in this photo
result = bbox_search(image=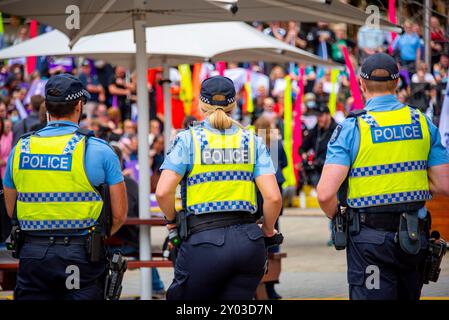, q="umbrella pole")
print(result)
[163,62,172,153]
[134,16,152,301]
